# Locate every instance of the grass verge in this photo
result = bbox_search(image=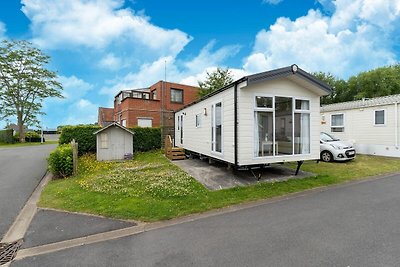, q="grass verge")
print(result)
[39,151,400,222]
[0,140,58,147]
